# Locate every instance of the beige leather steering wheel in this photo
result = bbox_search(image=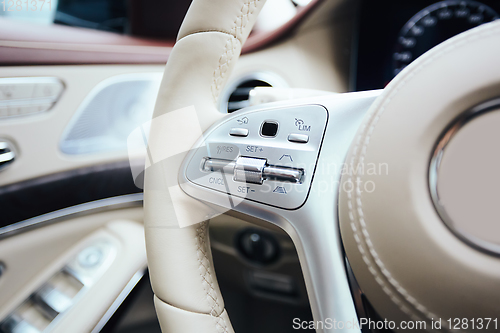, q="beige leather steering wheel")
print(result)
[144,1,267,332]
[144,0,500,331]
